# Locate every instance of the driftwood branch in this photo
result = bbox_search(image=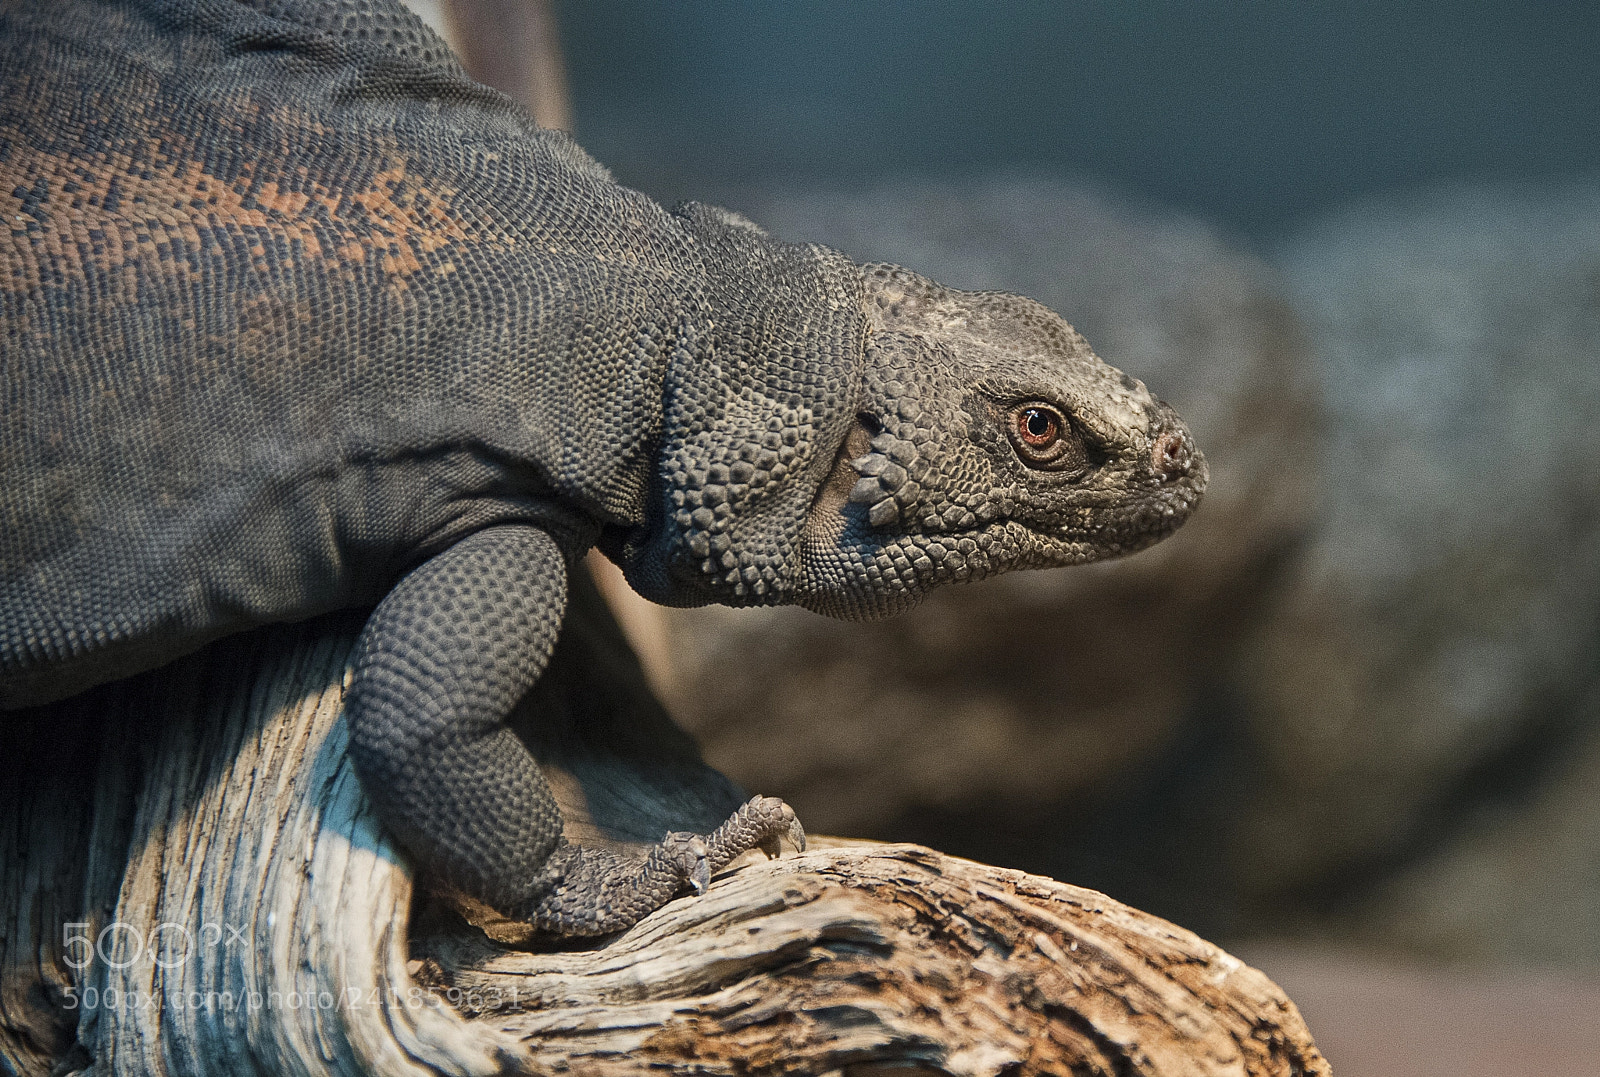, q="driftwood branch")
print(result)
[0,605,1328,1076]
[427,841,1330,1075]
